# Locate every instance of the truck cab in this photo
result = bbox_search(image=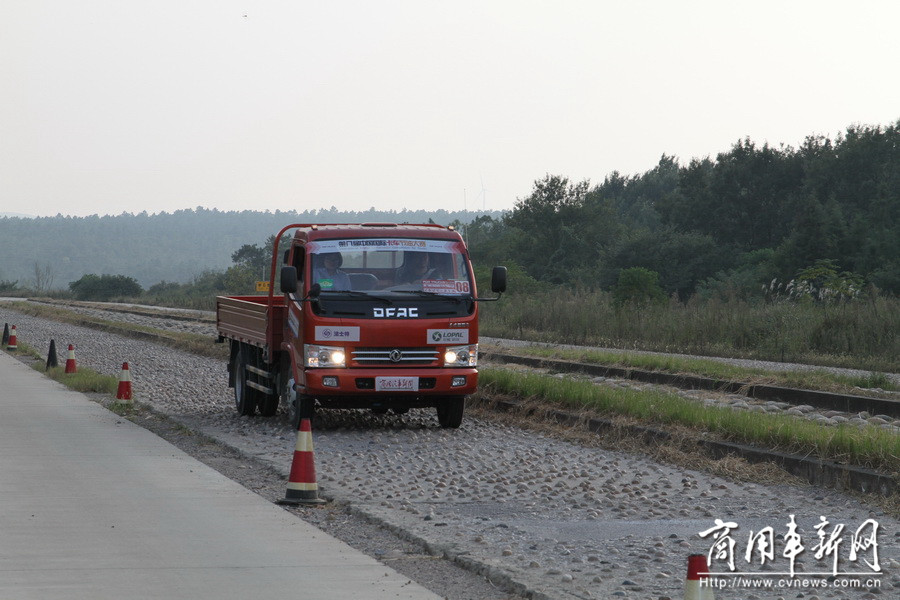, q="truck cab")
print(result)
[217,223,506,428]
